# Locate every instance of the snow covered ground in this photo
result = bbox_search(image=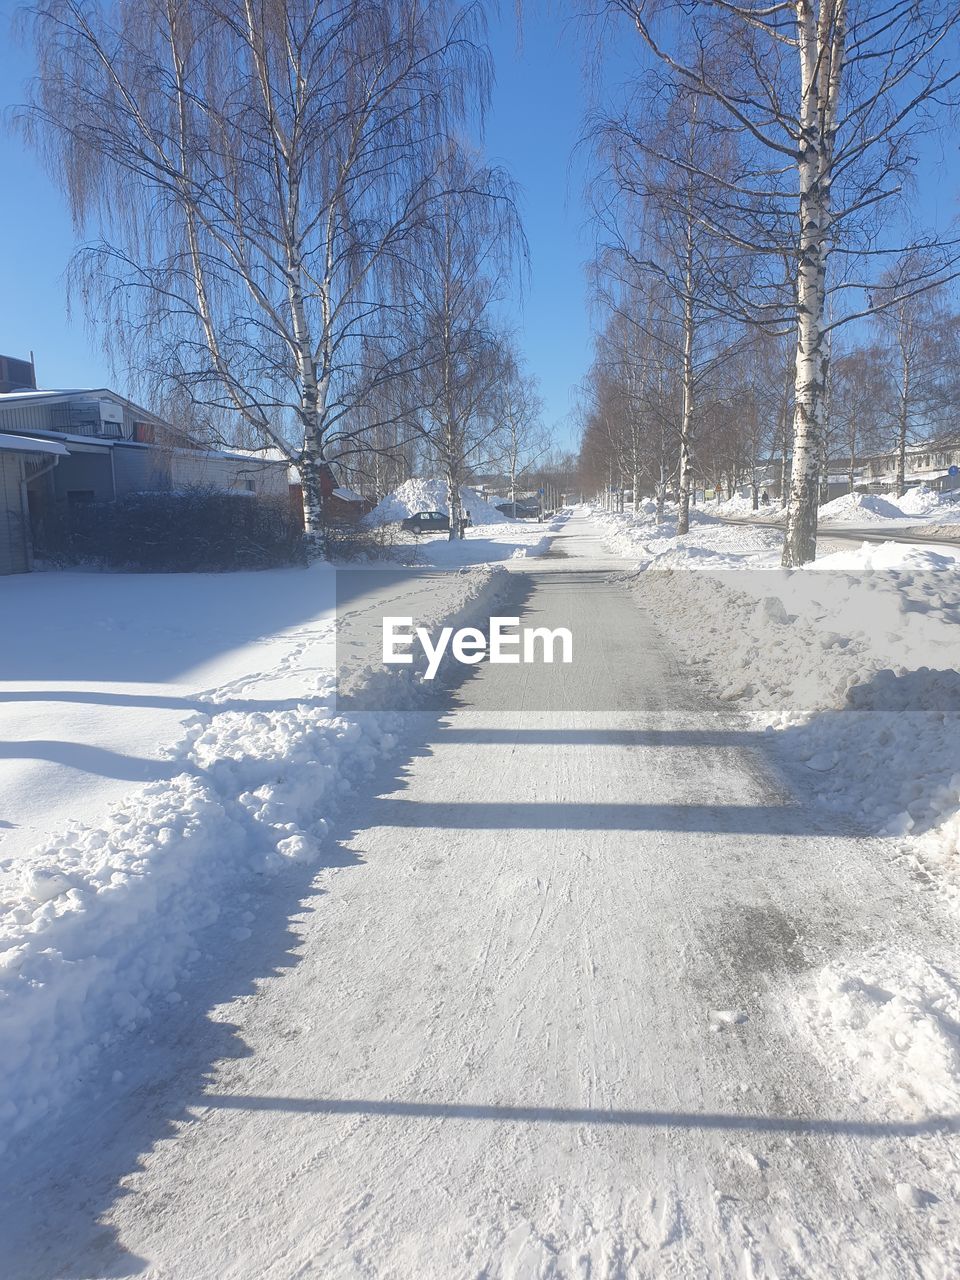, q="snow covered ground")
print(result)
[5,510,960,1277]
[6,513,960,1278]
[592,502,960,1164]
[366,476,513,526]
[594,502,960,569]
[705,486,960,528]
[0,546,528,1146]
